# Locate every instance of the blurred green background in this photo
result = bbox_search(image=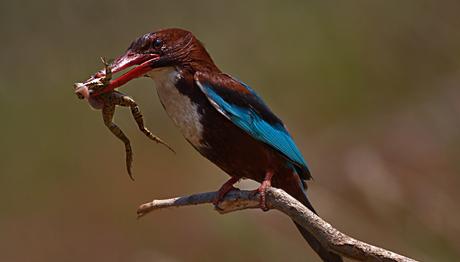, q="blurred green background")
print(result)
[1,0,460,261]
